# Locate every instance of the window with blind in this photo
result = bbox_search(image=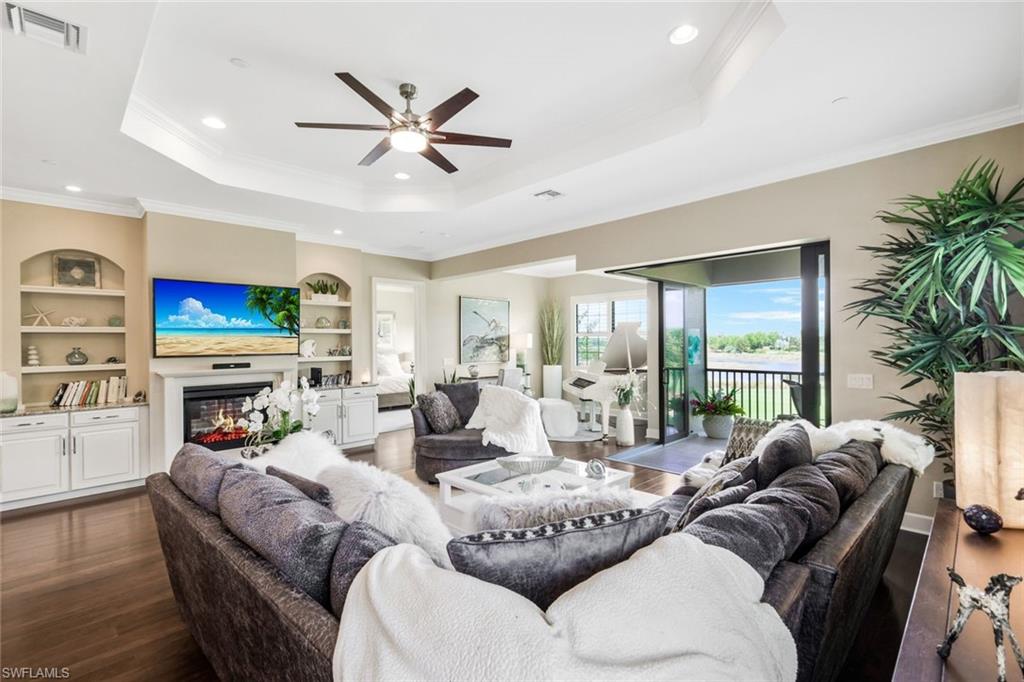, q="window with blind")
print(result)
[573,295,647,366]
